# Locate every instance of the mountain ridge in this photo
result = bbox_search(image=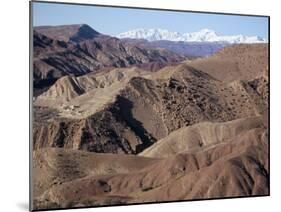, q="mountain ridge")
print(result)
[34,24,101,42]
